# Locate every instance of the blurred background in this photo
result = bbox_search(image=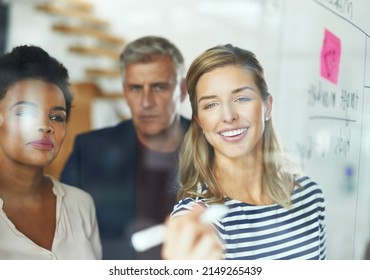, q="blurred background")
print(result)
[1,0,370,260]
[1,0,283,188]
[1,0,283,122]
